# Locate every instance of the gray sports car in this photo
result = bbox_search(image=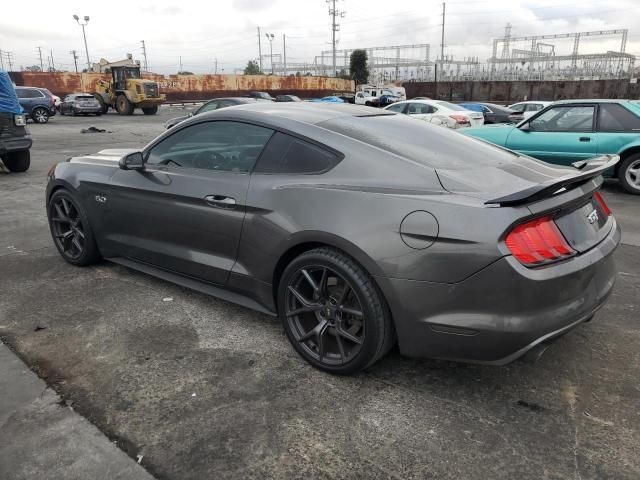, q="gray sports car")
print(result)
[46,103,620,374]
